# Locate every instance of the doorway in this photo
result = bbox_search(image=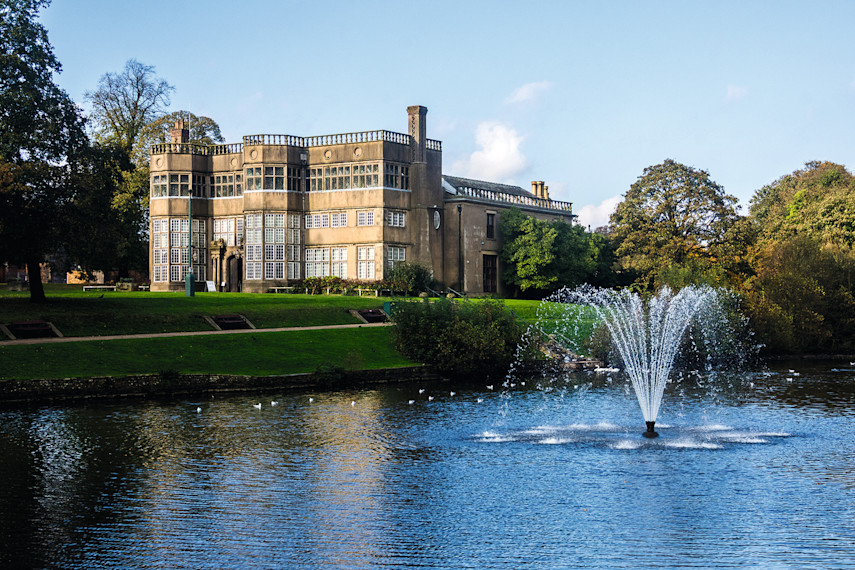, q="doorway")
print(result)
[226,256,242,292]
[483,254,497,293]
